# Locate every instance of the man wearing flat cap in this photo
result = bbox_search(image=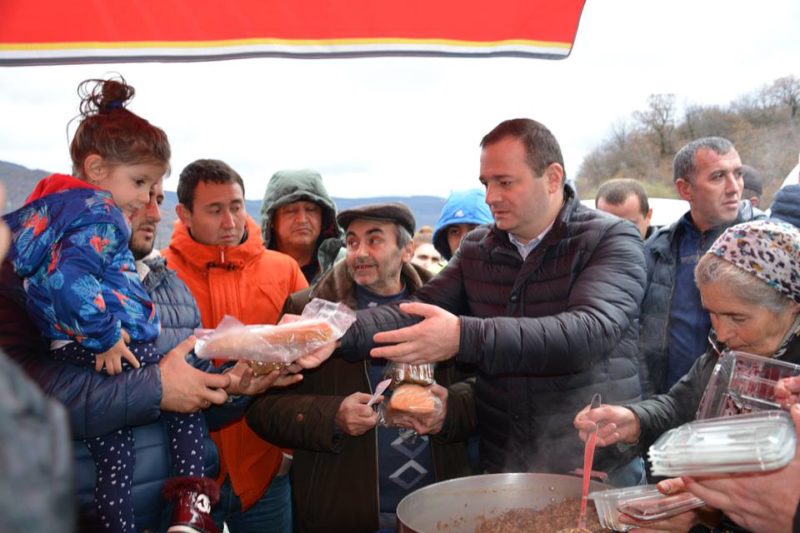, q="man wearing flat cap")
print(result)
[247,202,472,533]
